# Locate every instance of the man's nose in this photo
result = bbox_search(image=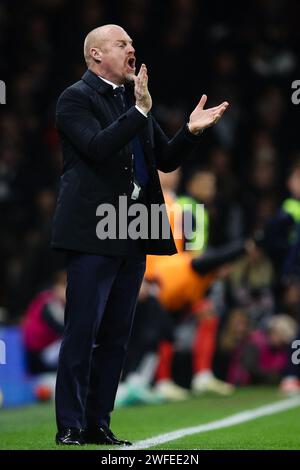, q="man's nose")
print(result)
[128,44,135,54]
